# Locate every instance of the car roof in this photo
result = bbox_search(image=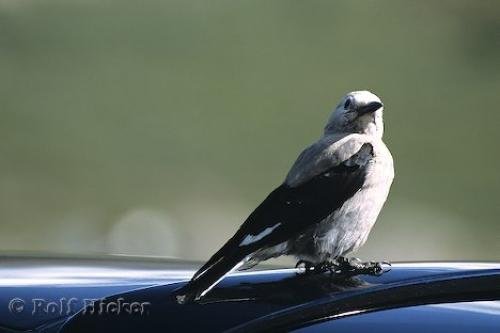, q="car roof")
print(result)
[1,255,499,332]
